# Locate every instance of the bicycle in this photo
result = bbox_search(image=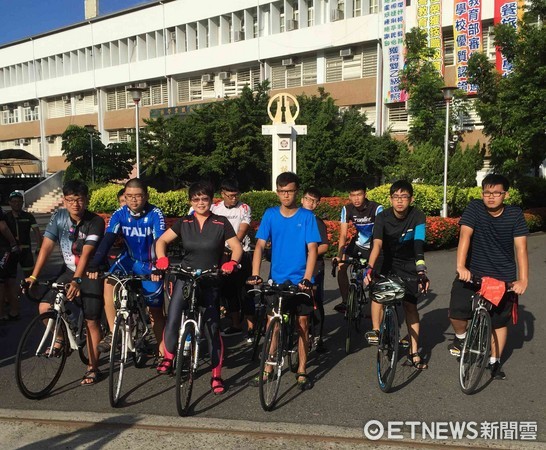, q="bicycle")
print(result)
[249,288,268,361]
[332,257,370,354]
[250,281,310,411]
[105,271,152,407]
[459,276,512,395]
[15,280,90,399]
[164,264,222,416]
[369,275,406,393]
